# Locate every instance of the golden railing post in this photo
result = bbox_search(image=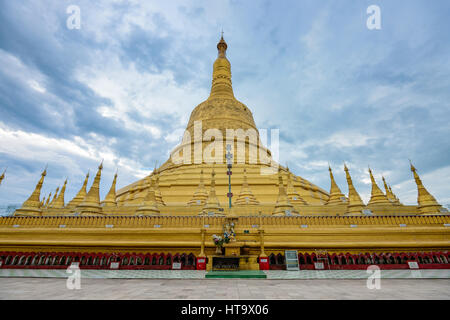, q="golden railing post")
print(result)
[258,211,266,257]
[200,227,206,257]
